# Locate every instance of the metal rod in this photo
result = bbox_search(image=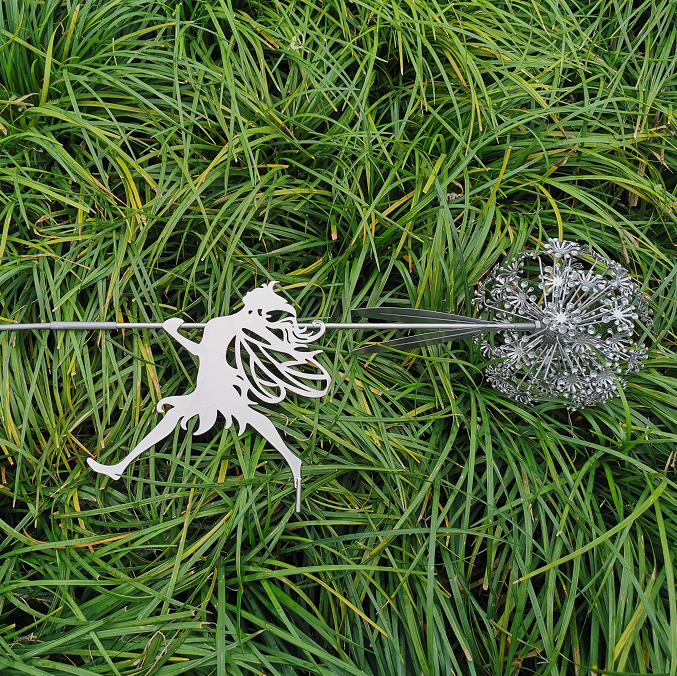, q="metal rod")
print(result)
[0,321,539,332]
